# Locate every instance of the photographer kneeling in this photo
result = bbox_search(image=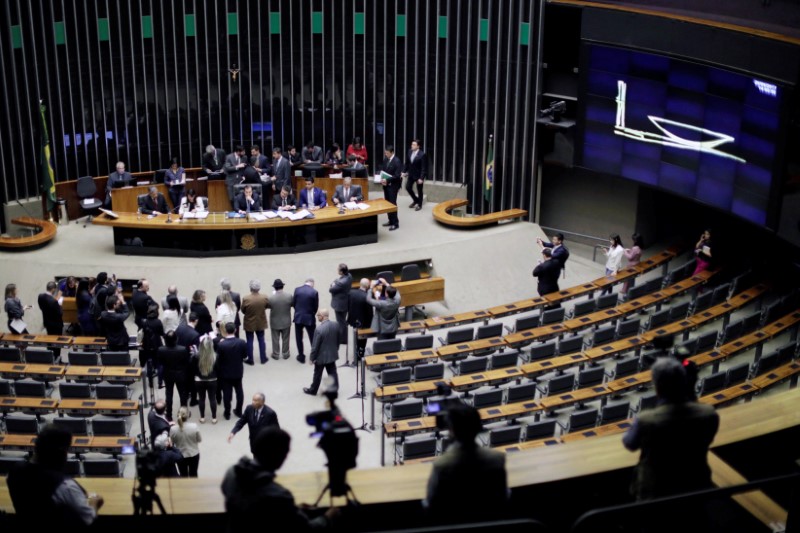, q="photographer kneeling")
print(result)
[221,427,339,531]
